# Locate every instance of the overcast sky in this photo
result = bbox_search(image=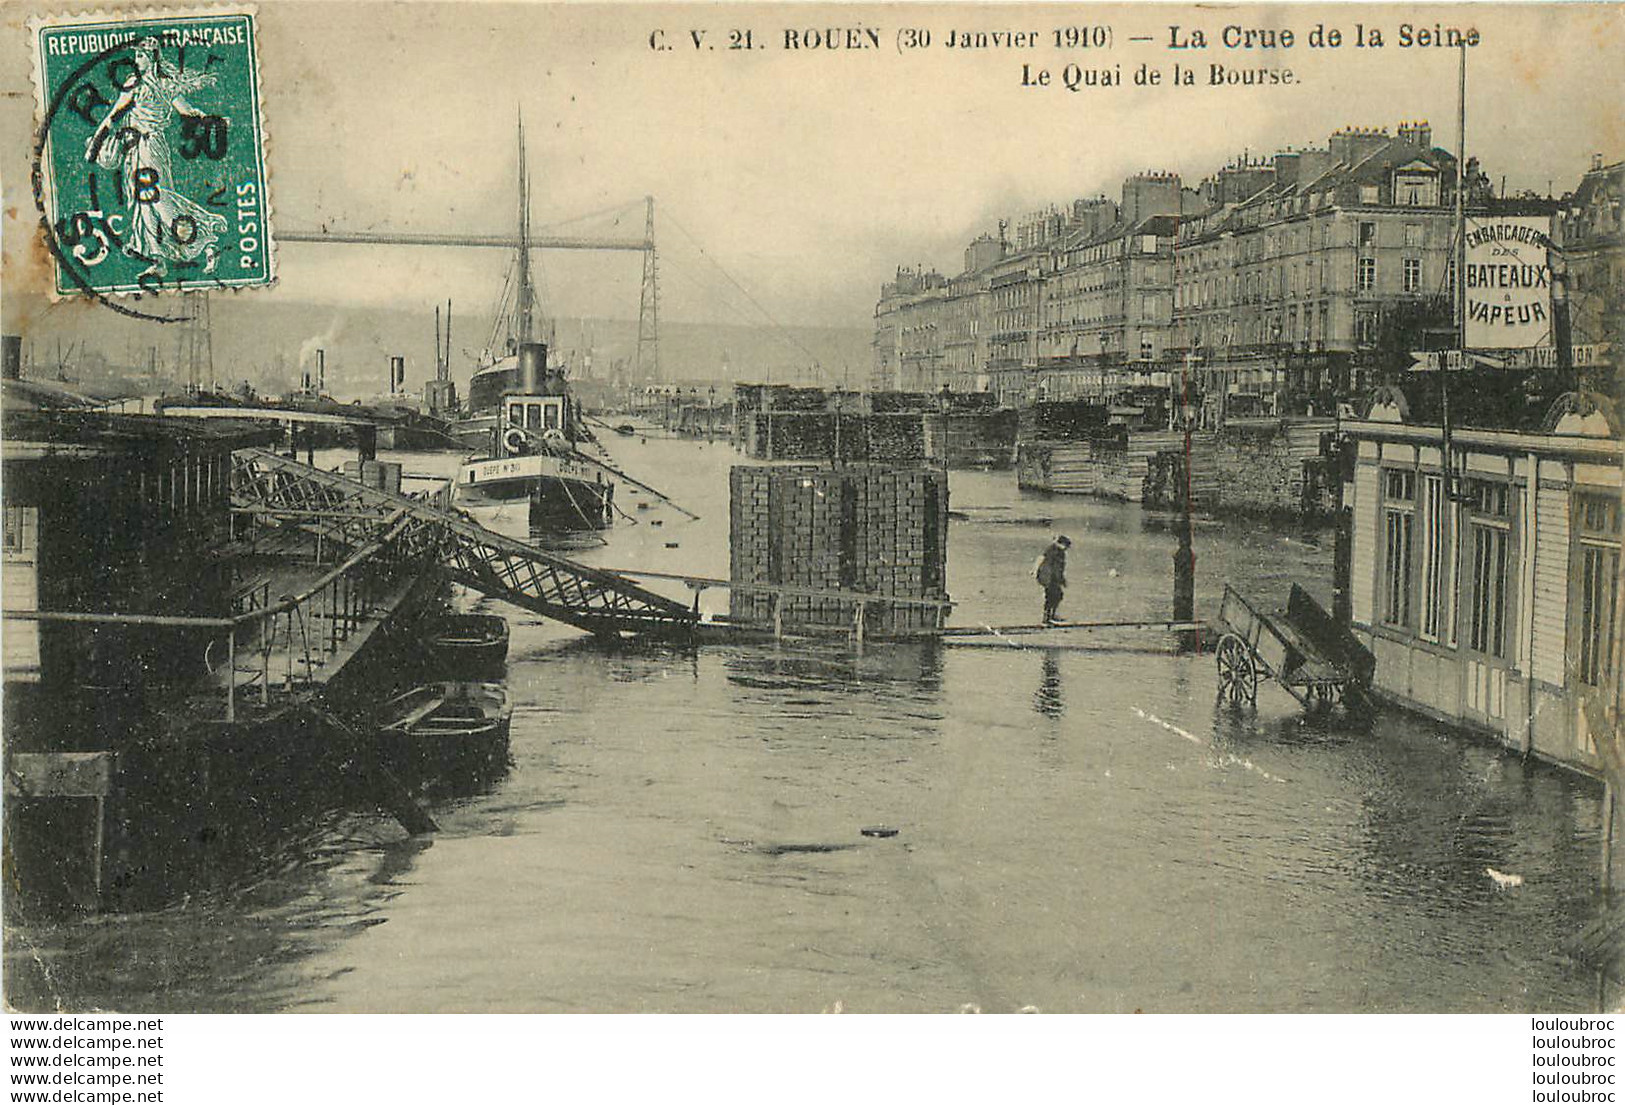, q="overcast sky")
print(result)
[4,2,1621,333]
